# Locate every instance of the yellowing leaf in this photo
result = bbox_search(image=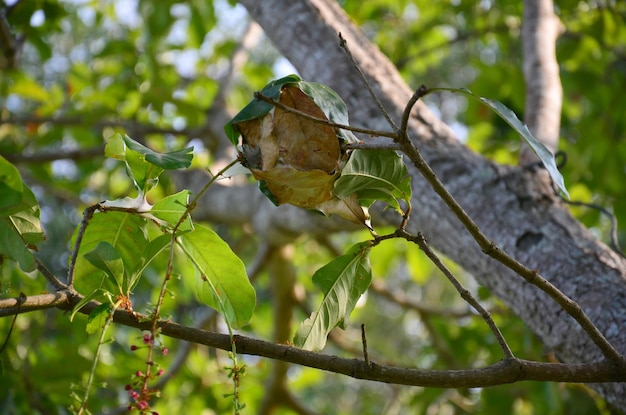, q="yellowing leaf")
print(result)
[238,85,341,174]
[316,194,370,225]
[251,166,337,209]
